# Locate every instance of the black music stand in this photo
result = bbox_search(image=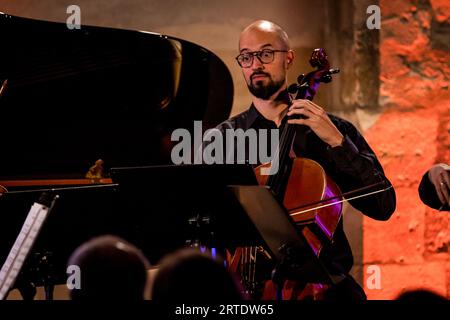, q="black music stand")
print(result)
[110,164,262,264]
